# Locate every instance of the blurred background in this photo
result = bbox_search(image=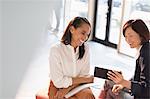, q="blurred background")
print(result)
[0,0,150,99]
